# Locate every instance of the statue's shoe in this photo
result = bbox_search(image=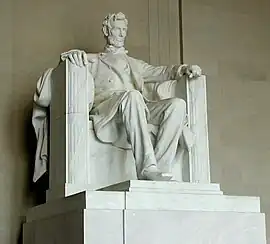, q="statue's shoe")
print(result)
[141,166,173,181]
